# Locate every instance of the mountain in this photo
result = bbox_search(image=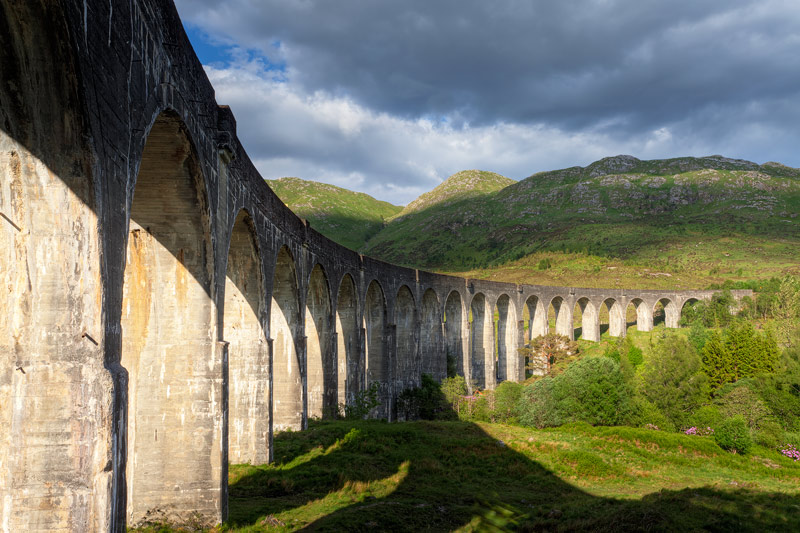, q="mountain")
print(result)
[269,157,800,289]
[392,170,515,219]
[267,177,402,251]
